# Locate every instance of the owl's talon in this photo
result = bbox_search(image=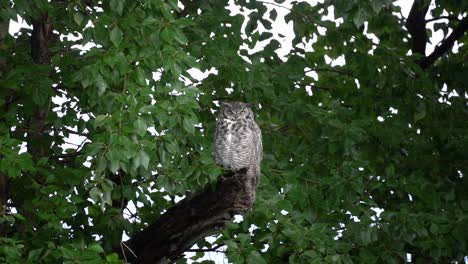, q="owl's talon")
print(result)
[235,168,248,174]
